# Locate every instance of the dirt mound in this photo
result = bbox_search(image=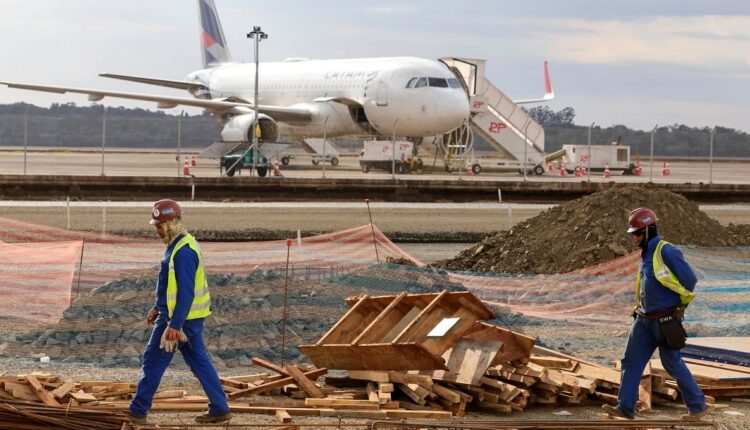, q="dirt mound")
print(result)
[436,185,750,274]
